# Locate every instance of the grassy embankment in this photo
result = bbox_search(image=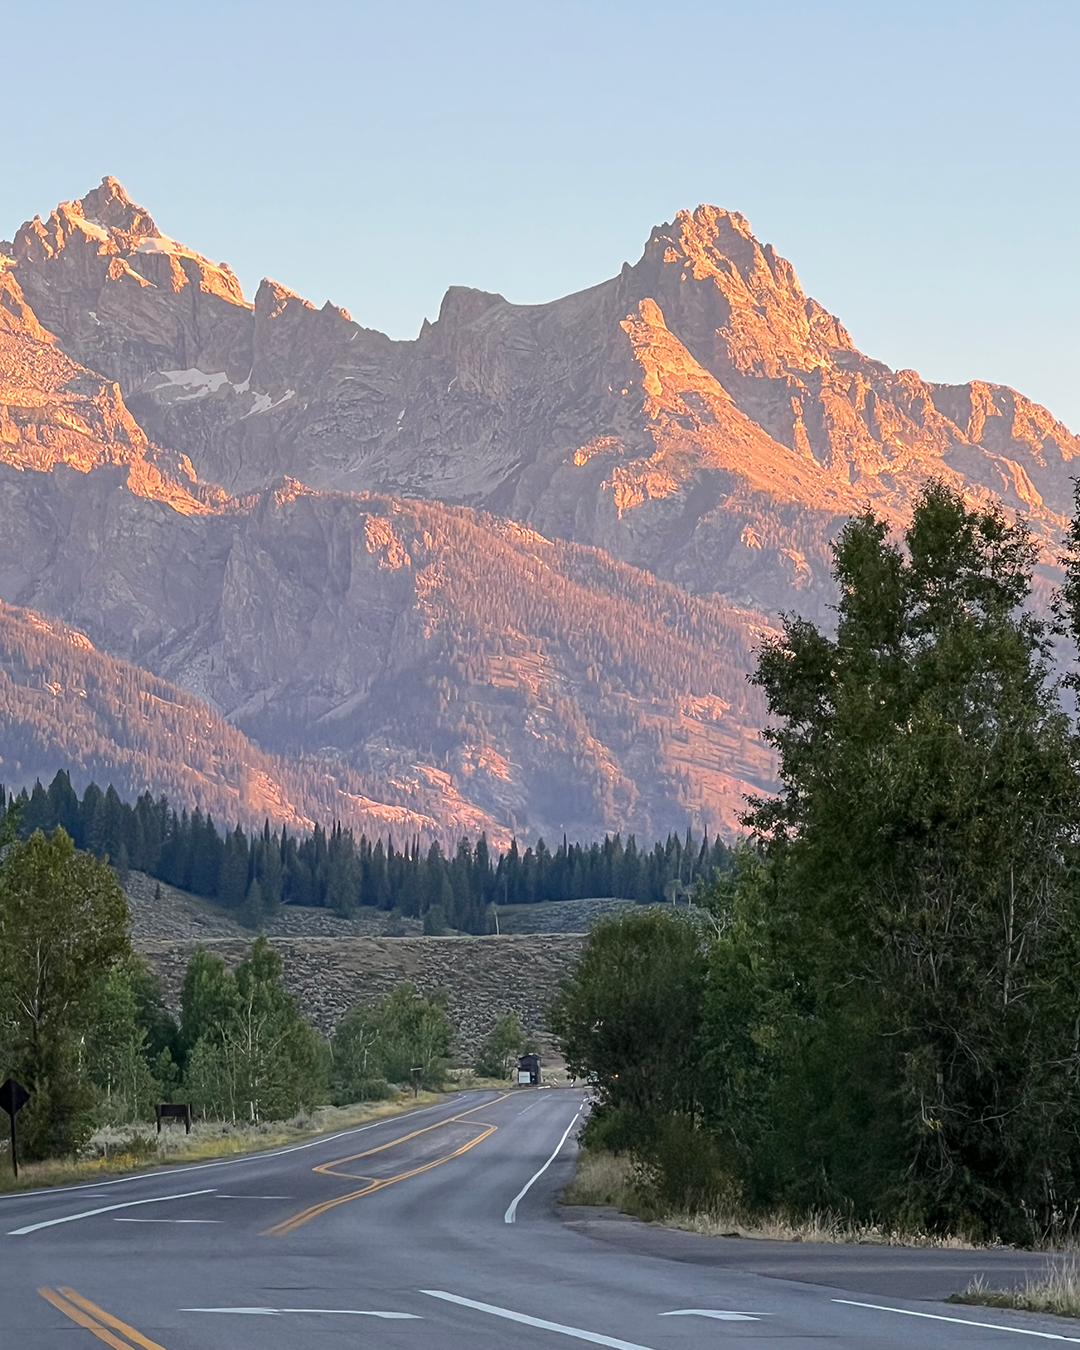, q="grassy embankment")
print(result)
[951,1265,1080,1319]
[562,1149,979,1248]
[0,1091,448,1196]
